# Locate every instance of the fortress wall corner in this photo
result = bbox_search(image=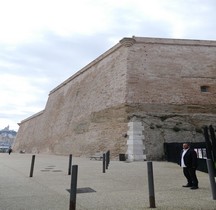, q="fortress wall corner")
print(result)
[15,44,130,157]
